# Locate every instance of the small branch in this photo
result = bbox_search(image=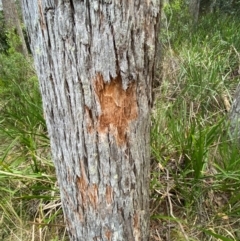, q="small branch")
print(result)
[166,169,189,241]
